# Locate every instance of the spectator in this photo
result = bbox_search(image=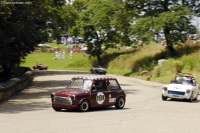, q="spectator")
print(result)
[70,50,73,58]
